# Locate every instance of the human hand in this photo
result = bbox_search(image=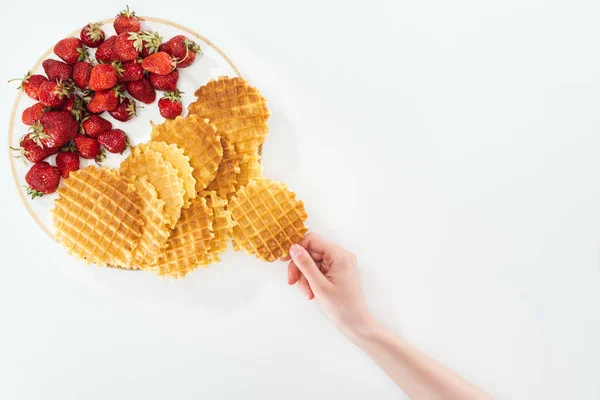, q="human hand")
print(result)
[284,233,376,338]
